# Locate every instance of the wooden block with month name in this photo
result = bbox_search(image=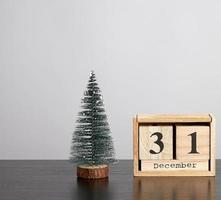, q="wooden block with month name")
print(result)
[176,126,210,160]
[141,160,209,171]
[139,125,173,160]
